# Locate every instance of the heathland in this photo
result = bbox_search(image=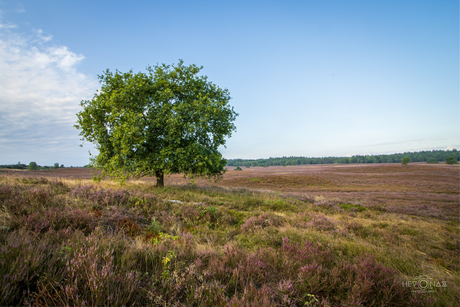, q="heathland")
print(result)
[0,163,458,306]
